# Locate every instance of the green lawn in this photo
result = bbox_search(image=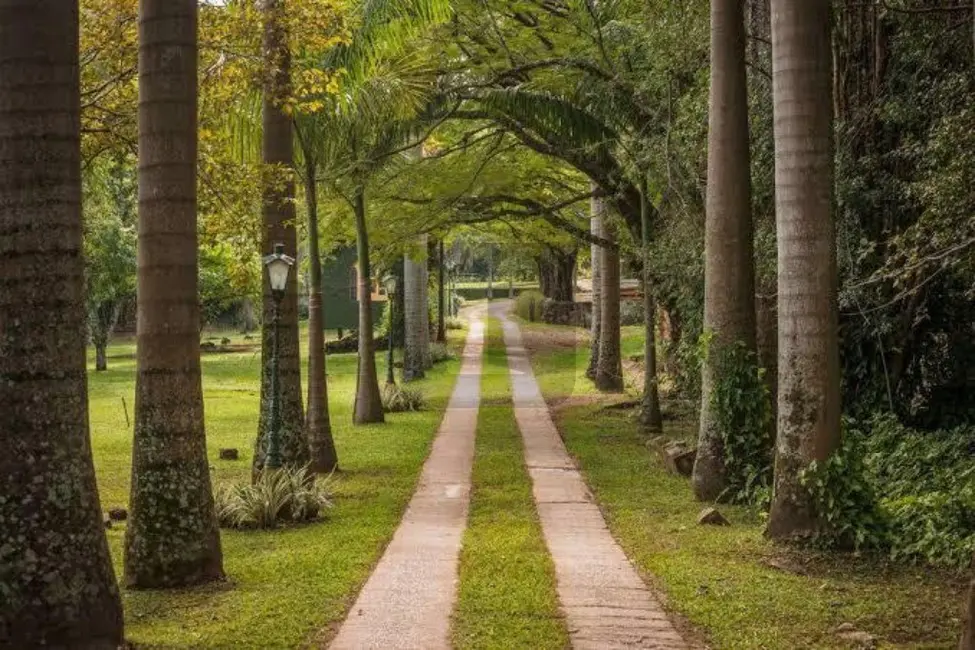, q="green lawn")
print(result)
[452,318,568,650]
[521,319,967,650]
[88,323,466,648]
